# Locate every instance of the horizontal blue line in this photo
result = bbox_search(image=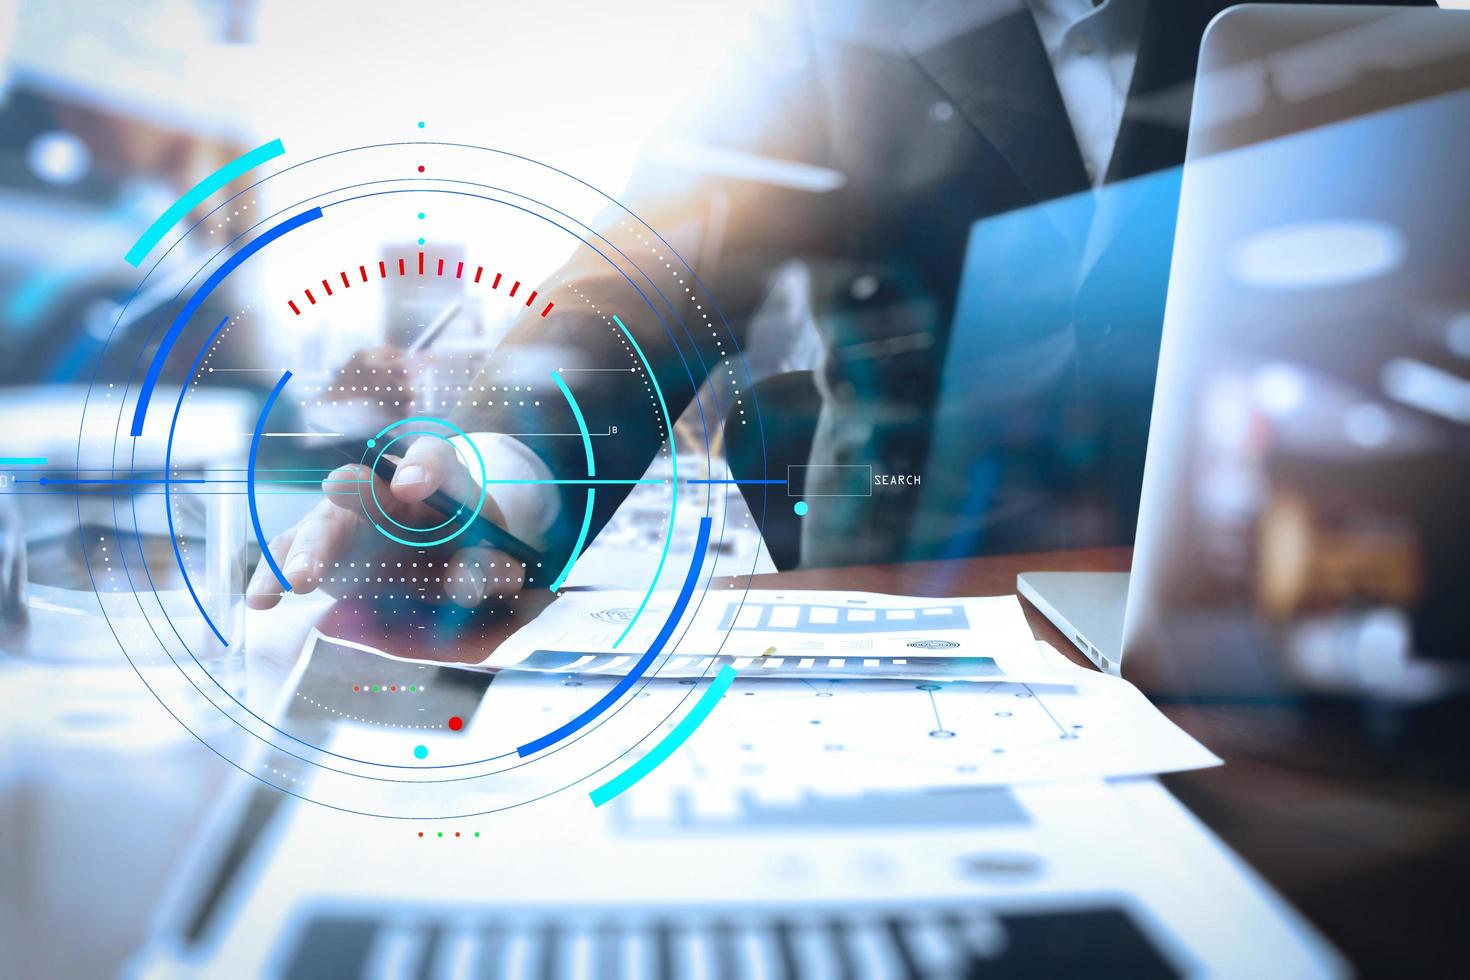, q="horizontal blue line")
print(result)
[0,491,336,496]
[129,207,323,437]
[30,478,208,485]
[484,479,662,485]
[25,478,367,486]
[26,467,347,472]
[688,479,787,485]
